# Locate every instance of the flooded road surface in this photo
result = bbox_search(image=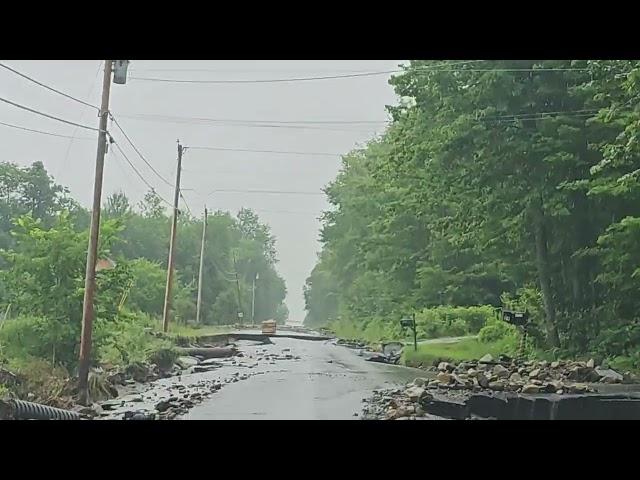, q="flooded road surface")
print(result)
[181,337,424,420]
